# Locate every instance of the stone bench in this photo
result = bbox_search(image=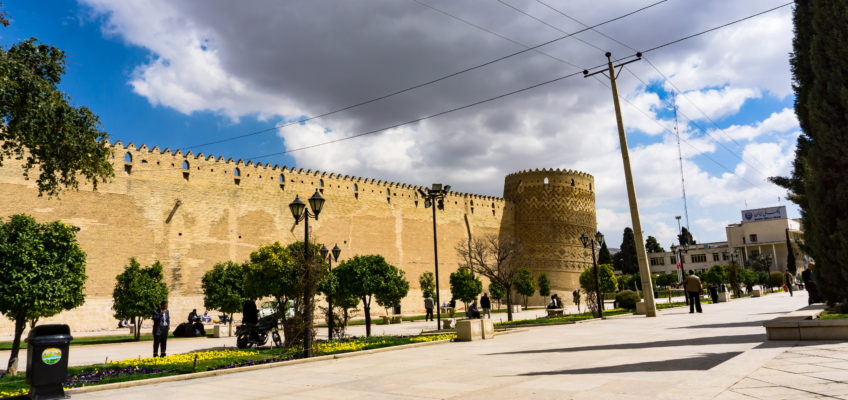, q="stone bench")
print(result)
[546,309,564,318]
[717,292,731,303]
[456,318,495,341]
[763,304,848,340]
